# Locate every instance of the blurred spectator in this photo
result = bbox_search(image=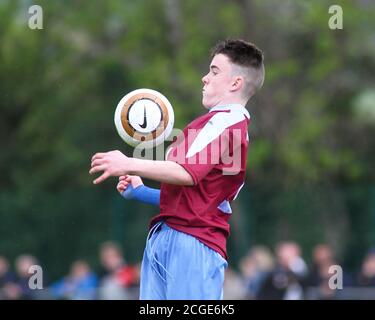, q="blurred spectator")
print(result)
[50,259,98,300]
[306,244,337,299]
[223,267,247,299]
[97,241,139,300]
[0,255,18,300]
[306,244,353,300]
[257,241,308,300]
[307,244,335,285]
[12,254,48,300]
[357,248,375,287]
[239,246,275,299]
